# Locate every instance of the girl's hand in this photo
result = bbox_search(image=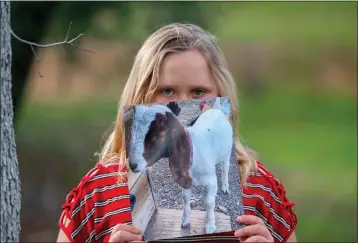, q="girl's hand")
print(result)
[234,215,274,242]
[109,224,145,242]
